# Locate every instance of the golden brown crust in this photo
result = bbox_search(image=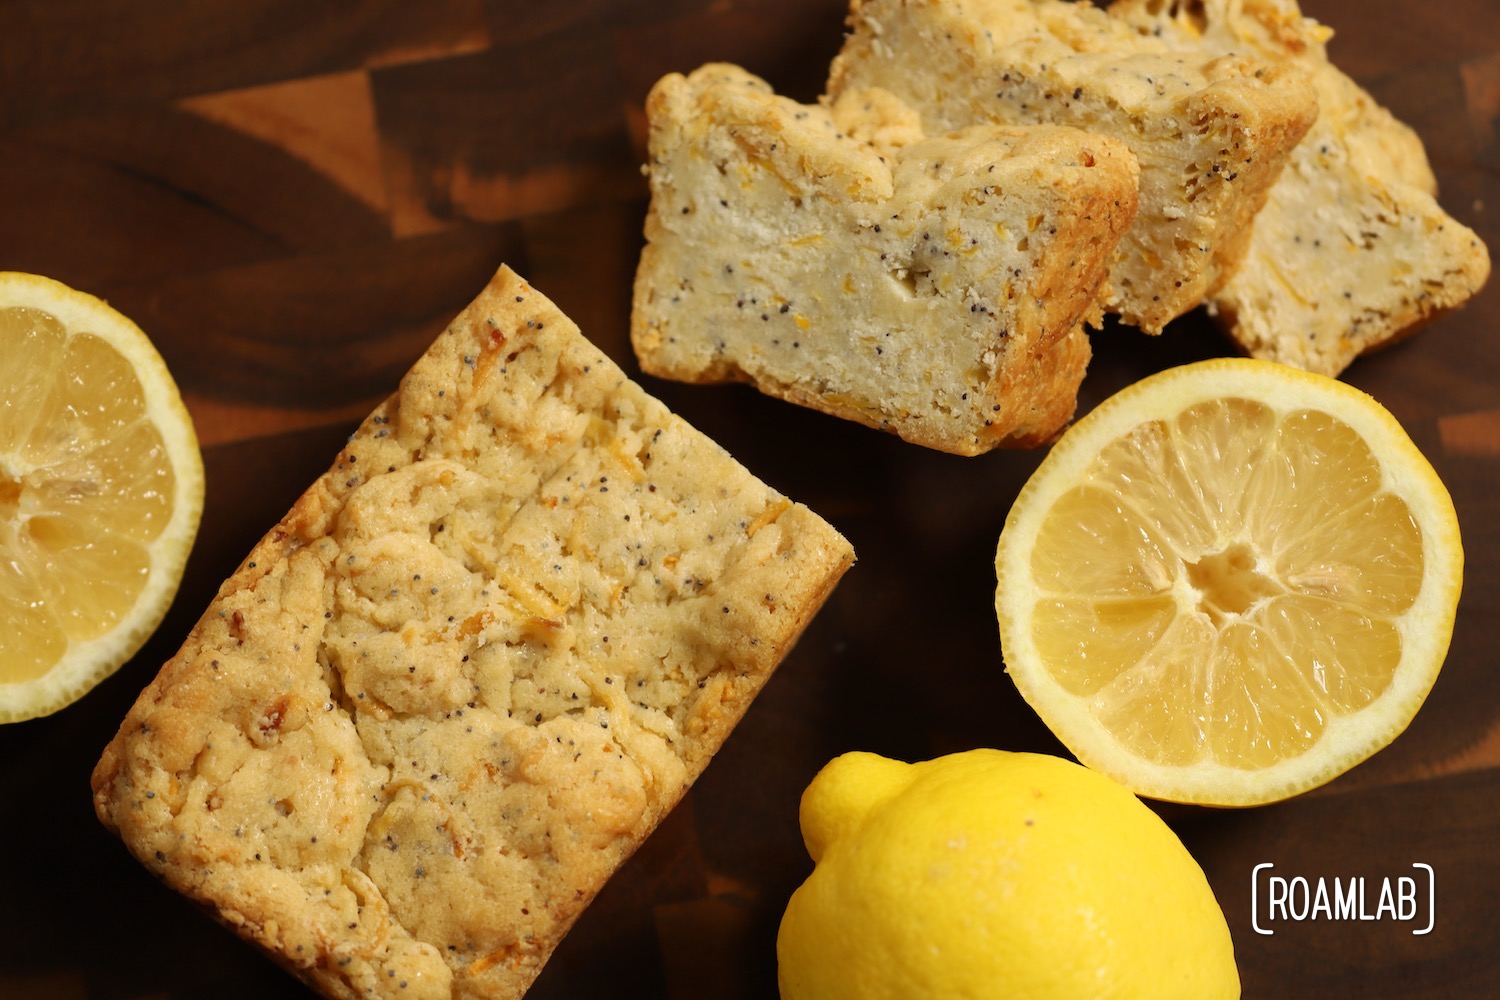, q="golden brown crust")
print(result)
[92,265,854,1000]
